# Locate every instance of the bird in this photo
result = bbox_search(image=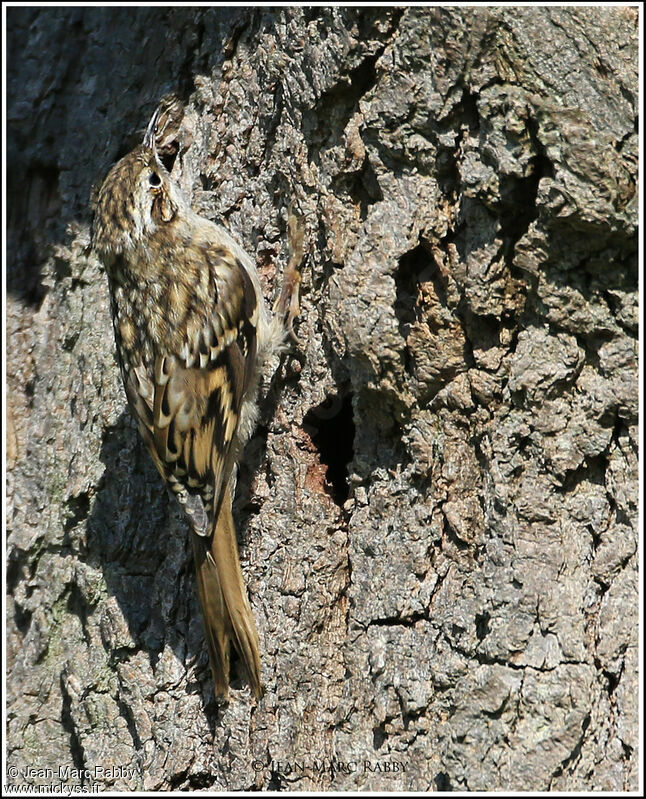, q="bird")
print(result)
[91,98,300,699]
